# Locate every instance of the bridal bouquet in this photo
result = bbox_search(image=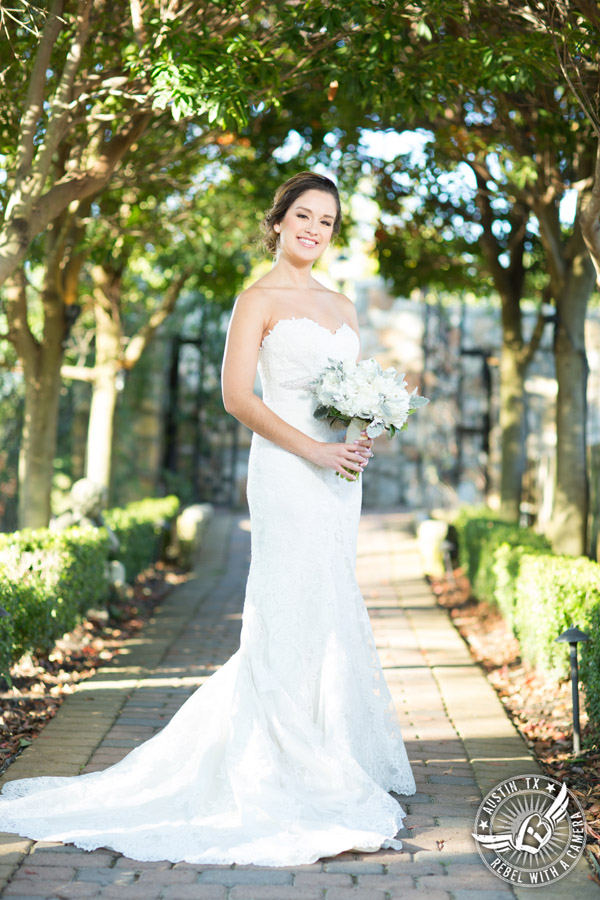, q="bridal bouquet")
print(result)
[311,357,429,480]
